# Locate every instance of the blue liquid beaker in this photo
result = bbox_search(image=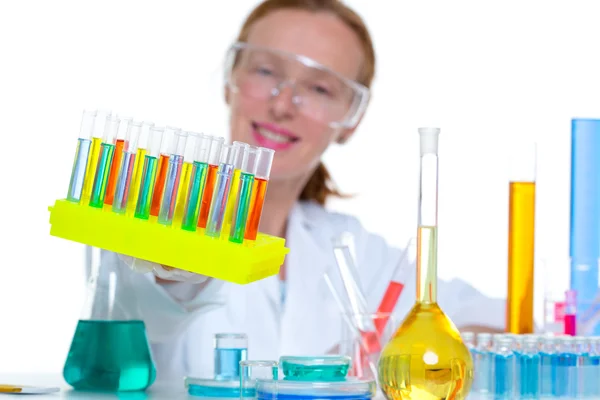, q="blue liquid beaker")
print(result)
[63,248,156,392]
[214,333,248,380]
